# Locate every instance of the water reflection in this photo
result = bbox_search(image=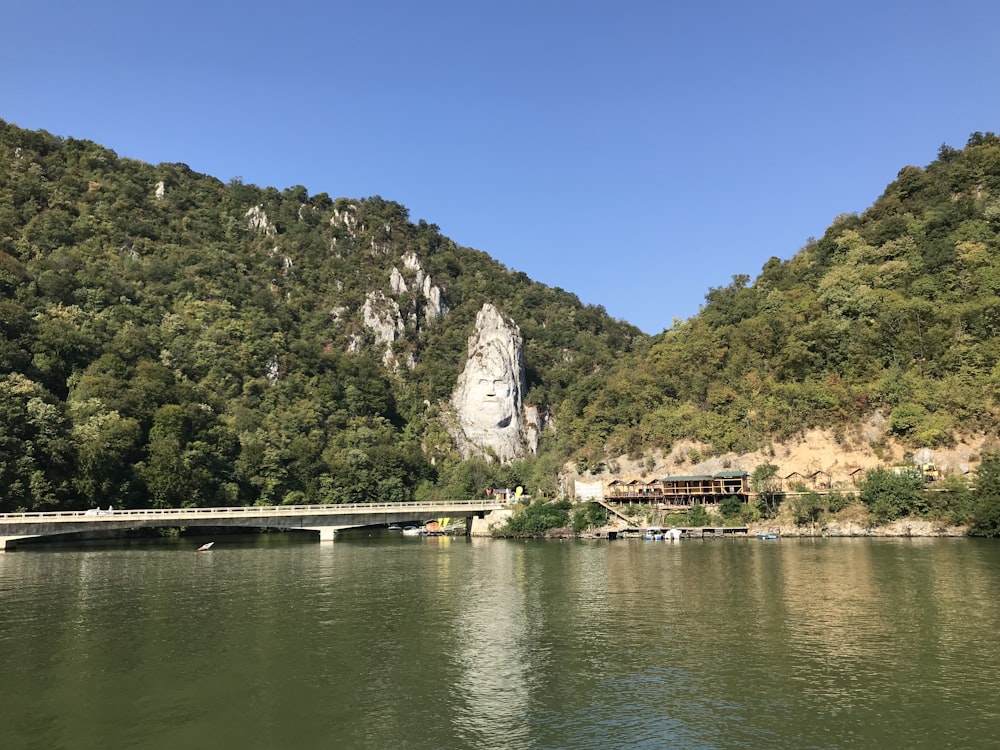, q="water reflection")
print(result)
[449,540,539,747]
[2,538,1000,749]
